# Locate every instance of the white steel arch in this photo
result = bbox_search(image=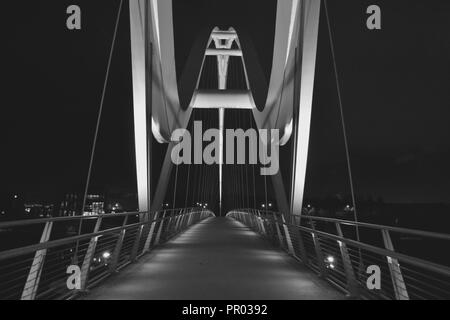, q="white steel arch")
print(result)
[129,0,321,216]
